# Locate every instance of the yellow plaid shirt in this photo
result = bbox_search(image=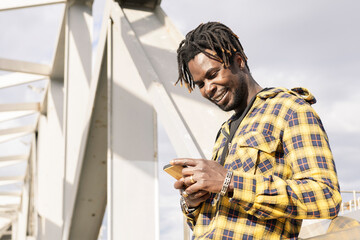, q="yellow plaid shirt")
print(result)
[183,87,342,240]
